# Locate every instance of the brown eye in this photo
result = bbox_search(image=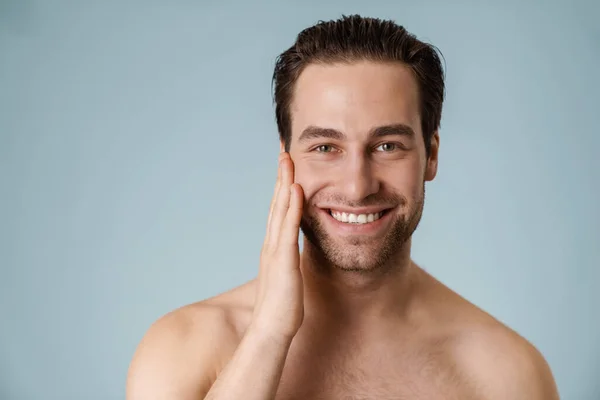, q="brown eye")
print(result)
[376,143,397,152]
[316,145,334,153]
